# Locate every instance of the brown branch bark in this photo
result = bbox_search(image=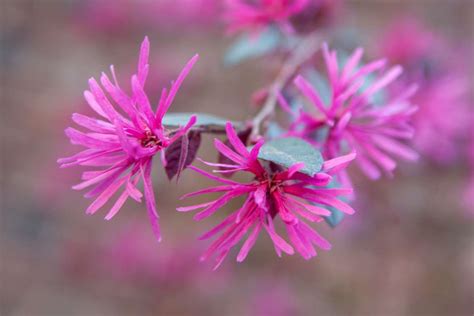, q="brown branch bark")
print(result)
[250,32,323,140]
